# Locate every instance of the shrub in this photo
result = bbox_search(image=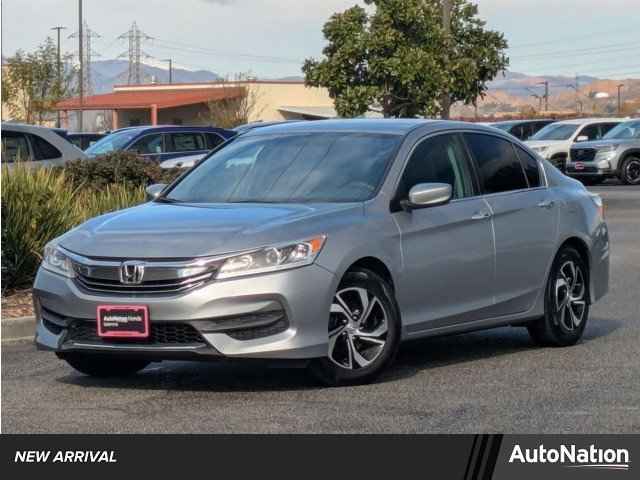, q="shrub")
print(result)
[1,164,81,290]
[75,183,146,222]
[61,152,182,189]
[1,164,147,291]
